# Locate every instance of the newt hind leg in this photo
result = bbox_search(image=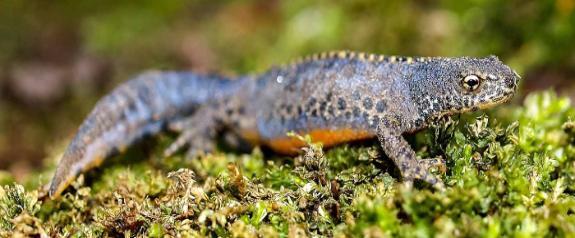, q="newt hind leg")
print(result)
[164,106,221,158]
[376,121,445,190]
[164,94,253,157]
